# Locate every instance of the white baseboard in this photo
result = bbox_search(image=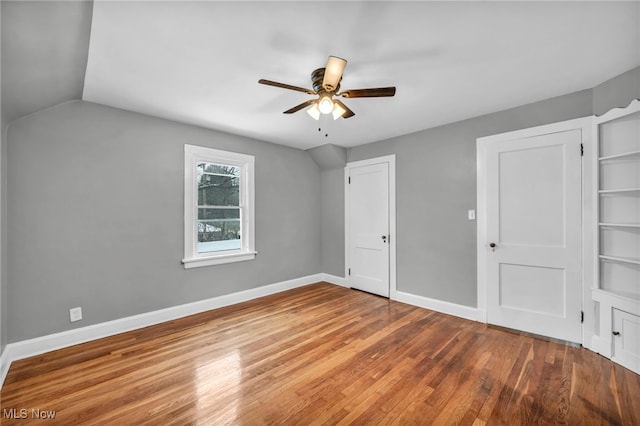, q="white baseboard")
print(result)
[319,273,348,287]
[394,291,480,322]
[590,334,611,358]
[0,273,328,388]
[476,308,487,323]
[1,274,478,389]
[317,278,480,323]
[0,347,10,389]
